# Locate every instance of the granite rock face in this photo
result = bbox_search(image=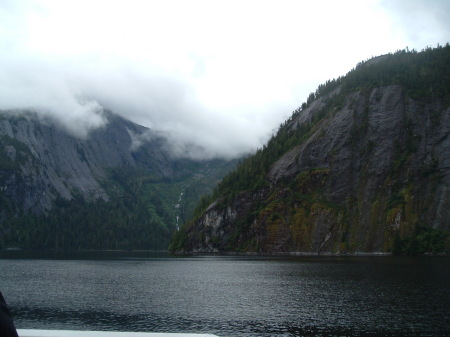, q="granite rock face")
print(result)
[0,111,175,218]
[179,85,450,254]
